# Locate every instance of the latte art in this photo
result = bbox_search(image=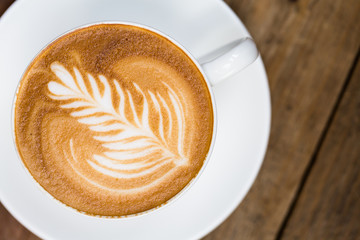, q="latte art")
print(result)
[48,62,188,192]
[14,24,213,216]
